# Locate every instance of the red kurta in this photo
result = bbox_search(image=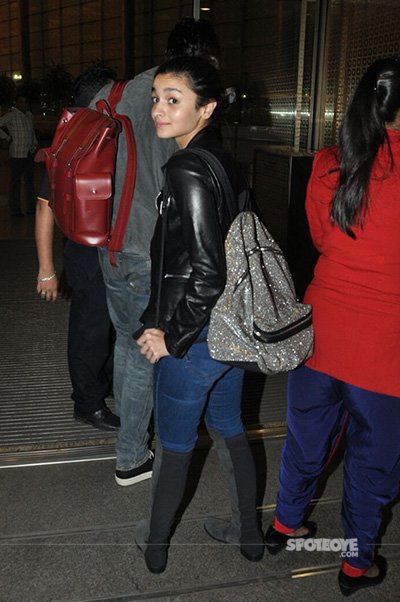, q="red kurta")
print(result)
[304,130,400,397]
